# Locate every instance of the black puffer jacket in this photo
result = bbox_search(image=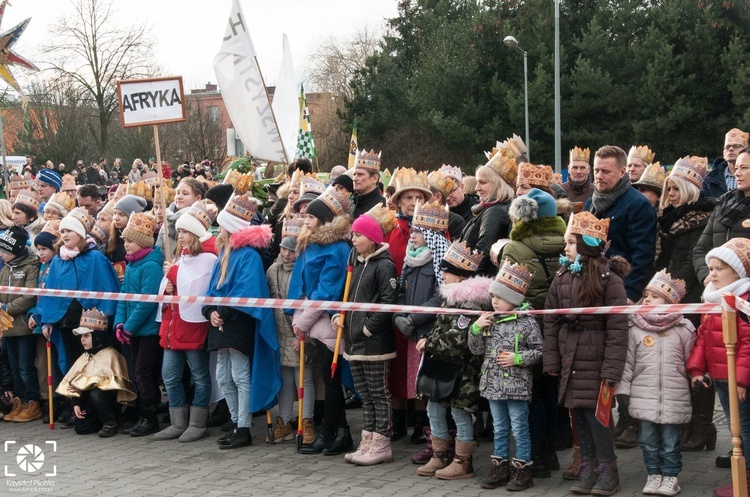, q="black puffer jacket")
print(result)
[459,201,511,277]
[343,244,398,362]
[394,260,441,339]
